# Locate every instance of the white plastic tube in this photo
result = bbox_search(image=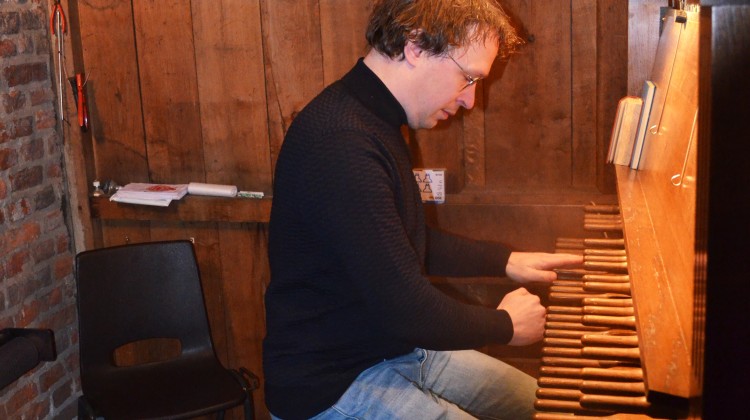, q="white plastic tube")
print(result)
[187,182,238,197]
